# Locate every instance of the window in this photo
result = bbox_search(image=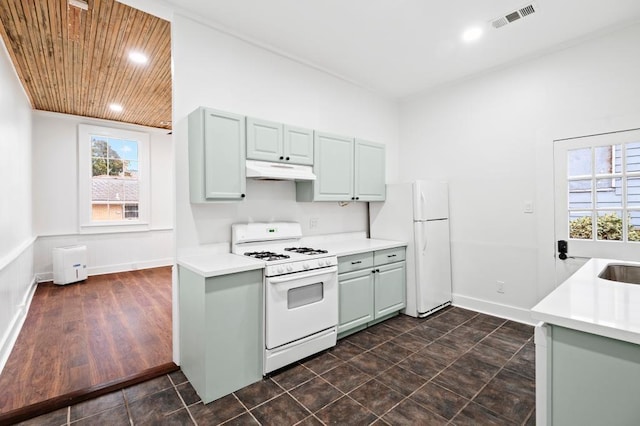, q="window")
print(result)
[78,124,150,232]
[567,141,640,242]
